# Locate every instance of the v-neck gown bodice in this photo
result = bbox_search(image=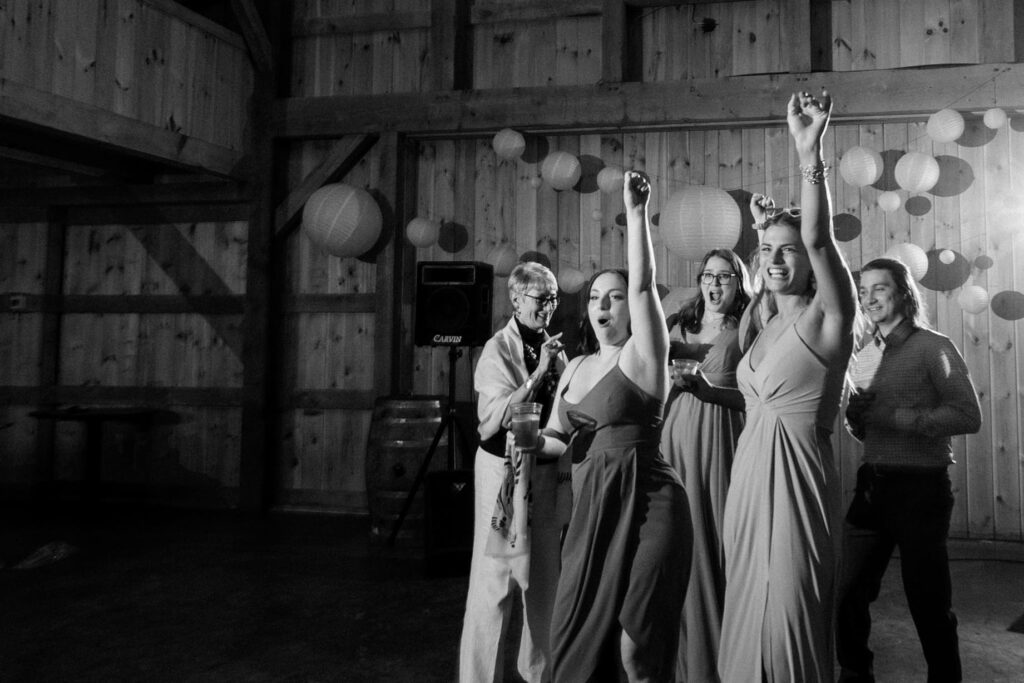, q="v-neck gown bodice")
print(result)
[718,319,846,683]
[551,365,692,682]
